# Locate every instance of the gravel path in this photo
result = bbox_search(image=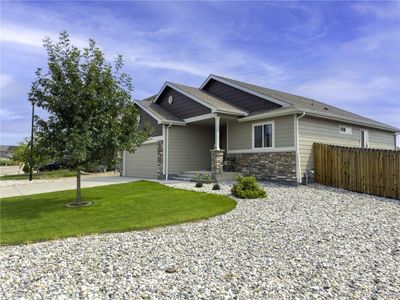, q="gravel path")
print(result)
[1,182,399,299]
